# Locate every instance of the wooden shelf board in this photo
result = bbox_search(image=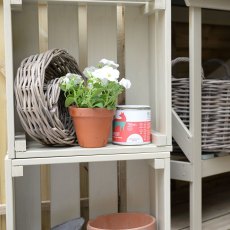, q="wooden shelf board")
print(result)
[14,141,172,162]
